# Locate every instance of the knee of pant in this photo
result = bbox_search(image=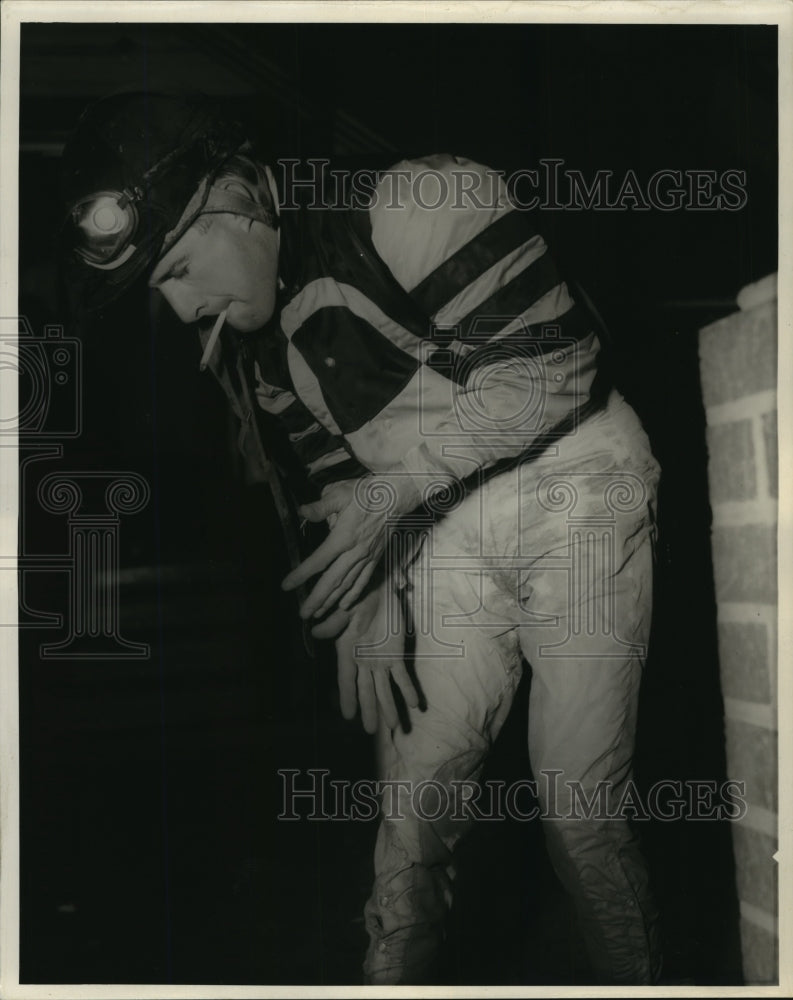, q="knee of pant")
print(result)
[375,809,454,874]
